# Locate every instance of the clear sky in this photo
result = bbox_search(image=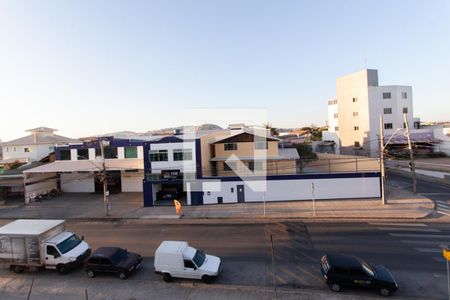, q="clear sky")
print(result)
[1,0,449,141]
